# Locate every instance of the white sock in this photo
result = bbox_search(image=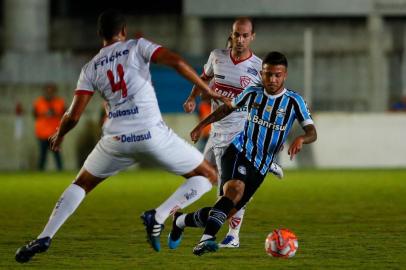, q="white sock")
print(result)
[227,206,246,237]
[38,184,86,239]
[155,176,212,224]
